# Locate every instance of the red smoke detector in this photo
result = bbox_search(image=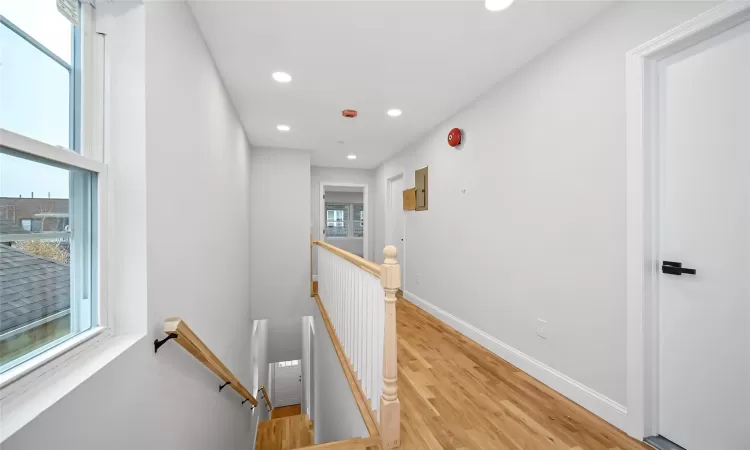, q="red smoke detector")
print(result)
[447,128,462,147]
[342,109,358,118]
